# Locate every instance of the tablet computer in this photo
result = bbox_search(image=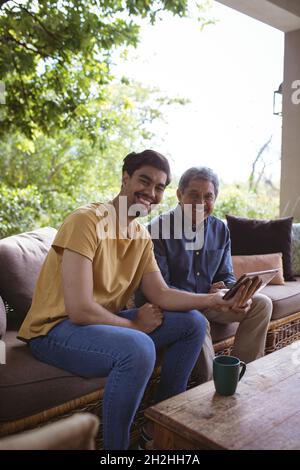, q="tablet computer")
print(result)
[223,268,279,300]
